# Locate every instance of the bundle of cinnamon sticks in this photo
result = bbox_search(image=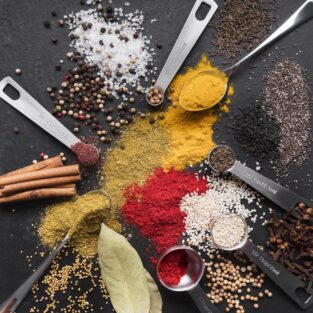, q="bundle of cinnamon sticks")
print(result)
[0,156,81,204]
